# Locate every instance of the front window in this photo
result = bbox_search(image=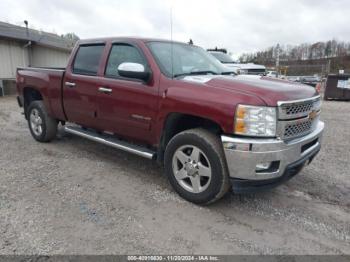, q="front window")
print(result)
[147,42,234,78]
[105,44,146,78]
